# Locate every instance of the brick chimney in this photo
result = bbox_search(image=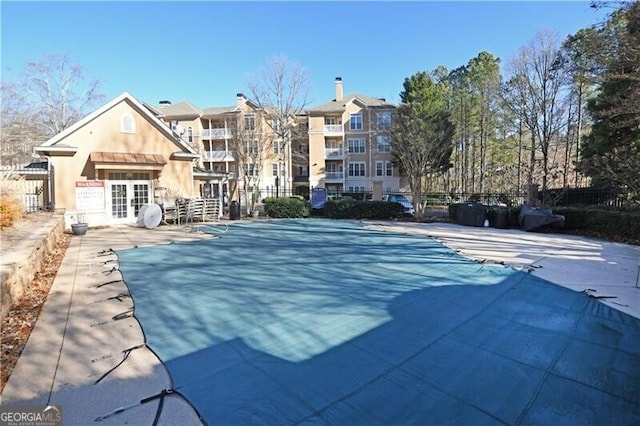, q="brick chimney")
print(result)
[335,77,343,102]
